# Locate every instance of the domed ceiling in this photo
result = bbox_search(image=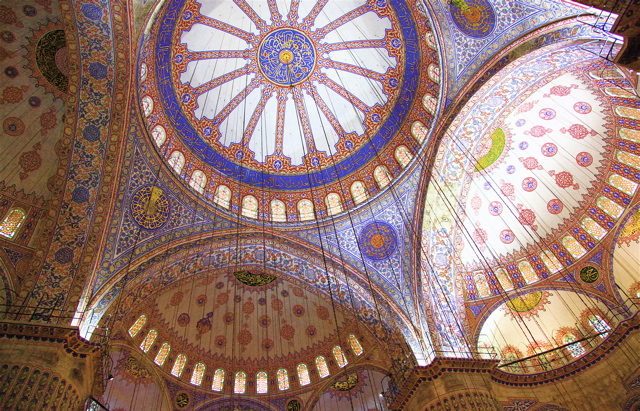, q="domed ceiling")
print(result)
[138,0,440,222]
